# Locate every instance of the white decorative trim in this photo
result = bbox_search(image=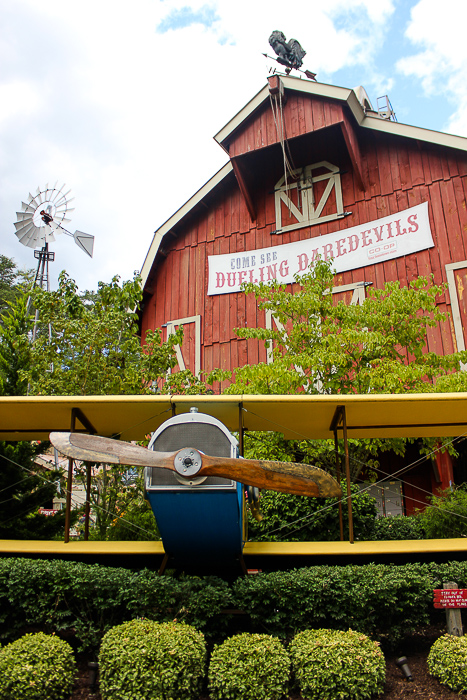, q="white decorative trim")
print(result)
[445,261,467,370]
[274,161,344,234]
[165,315,201,376]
